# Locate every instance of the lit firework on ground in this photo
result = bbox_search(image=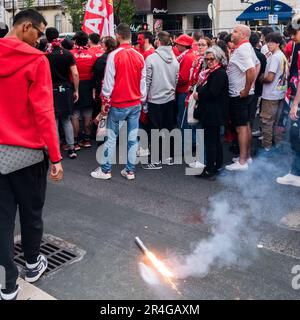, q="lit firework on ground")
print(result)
[135,237,181,295]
